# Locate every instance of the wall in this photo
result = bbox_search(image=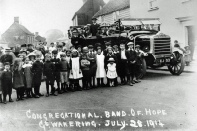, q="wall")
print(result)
[130,0,196,47]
